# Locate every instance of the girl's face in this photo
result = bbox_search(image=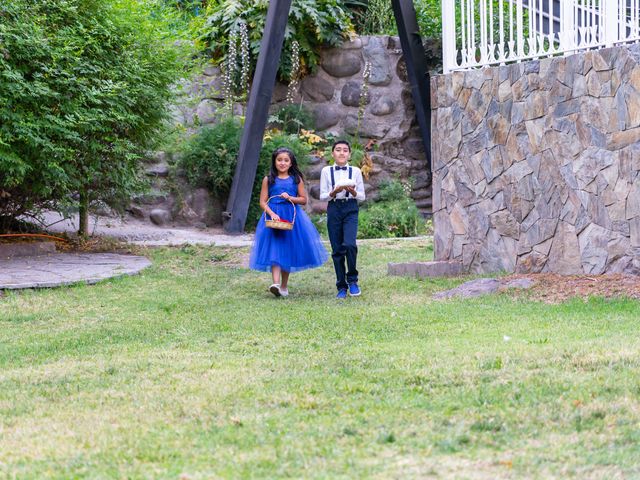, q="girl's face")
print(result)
[275,152,292,174]
[332,144,351,166]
